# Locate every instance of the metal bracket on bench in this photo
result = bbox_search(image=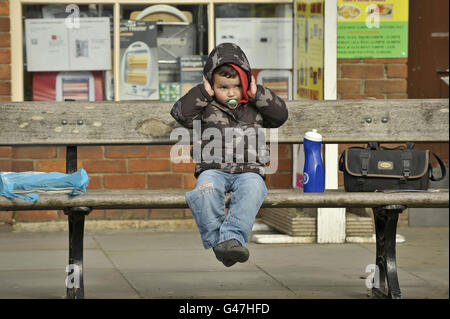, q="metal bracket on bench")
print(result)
[371,204,406,299]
